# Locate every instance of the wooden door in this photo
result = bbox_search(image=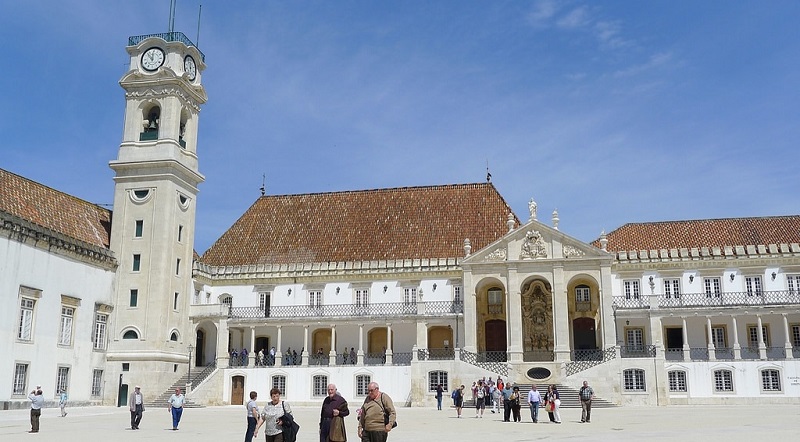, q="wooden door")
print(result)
[231,376,244,405]
[196,330,205,366]
[572,317,597,350]
[484,319,507,352]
